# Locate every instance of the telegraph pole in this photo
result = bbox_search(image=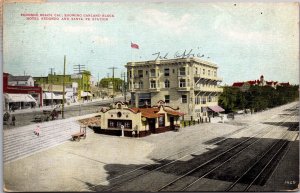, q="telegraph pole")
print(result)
[98,73,100,98]
[73,64,86,115]
[121,72,127,102]
[49,68,55,107]
[62,55,66,119]
[108,67,118,103]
